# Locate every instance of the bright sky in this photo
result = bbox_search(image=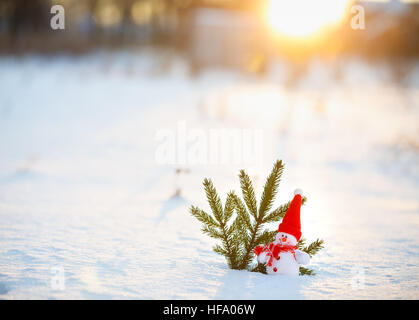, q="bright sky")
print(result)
[266,0,418,38]
[361,0,419,2]
[266,0,350,37]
